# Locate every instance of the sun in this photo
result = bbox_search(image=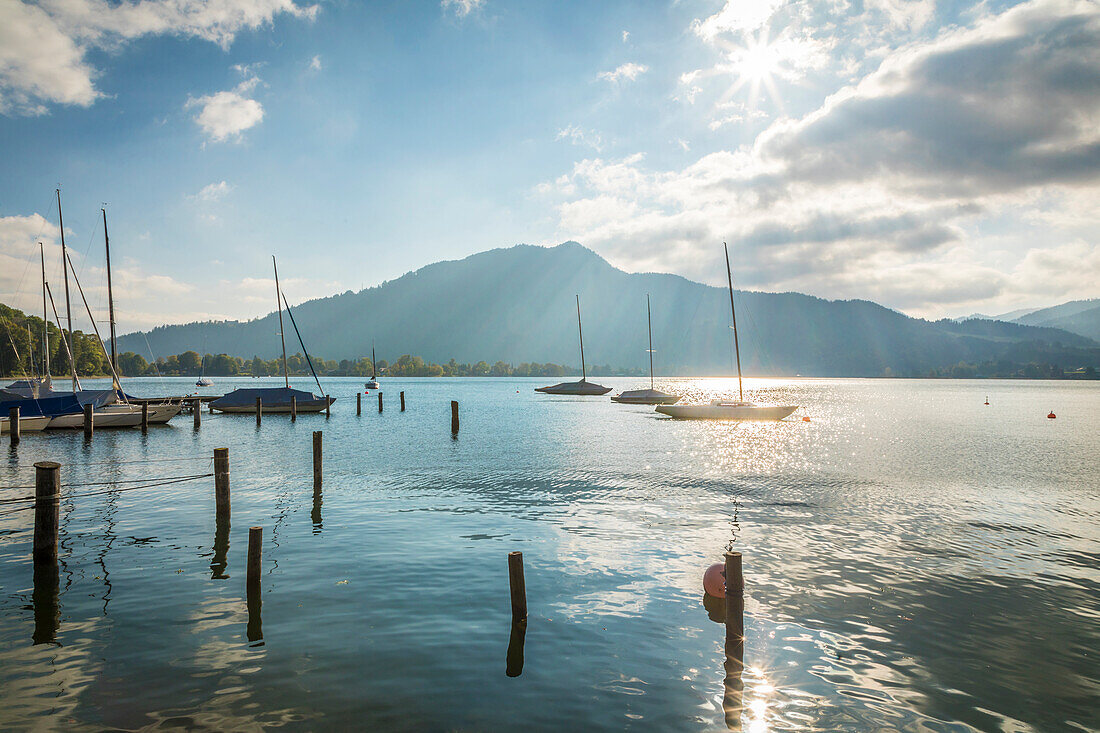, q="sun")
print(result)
[720,29,786,114]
